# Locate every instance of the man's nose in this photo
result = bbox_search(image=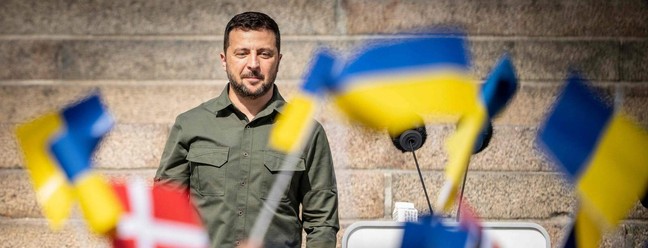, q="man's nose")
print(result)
[246,54,260,70]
